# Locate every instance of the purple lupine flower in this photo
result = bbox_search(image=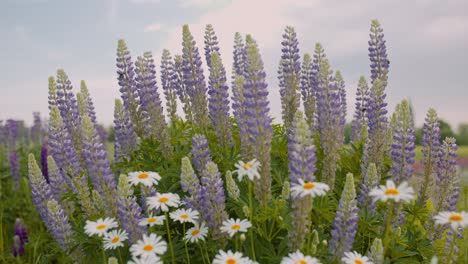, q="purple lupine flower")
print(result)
[335,71,347,136]
[278,26,301,129]
[55,69,82,154]
[191,134,213,175]
[314,44,343,189]
[9,151,20,189]
[161,49,178,122]
[78,81,98,125]
[47,155,69,199]
[204,24,220,69]
[113,99,138,162]
[182,25,210,130]
[390,100,416,184]
[40,142,49,183]
[231,33,250,159]
[288,111,315,250]
[28,154,55,223]
[442,228,462,263]
[357,163,378,213]
[14,219,28,244]
[13,236,24,257]
[208,52,232,149]
[95,124,108,145]
[300,53,315,129]
[117,175,146,243]
[288,111,316,184]
[116,39,143,137]
[243,34,273,204]
[198,161,228,239]
[6,119,18,151]
[329,173,359,261]
[48,76,58,110]
[81,116,118,216]
[31,112,43,144]
[45,199,74,251]
[417,109,440,207]
[369,20,390,85]
[172,54,193,122]
[351,76,370,143]
[134,51,172,155]
[180,157,202,210]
